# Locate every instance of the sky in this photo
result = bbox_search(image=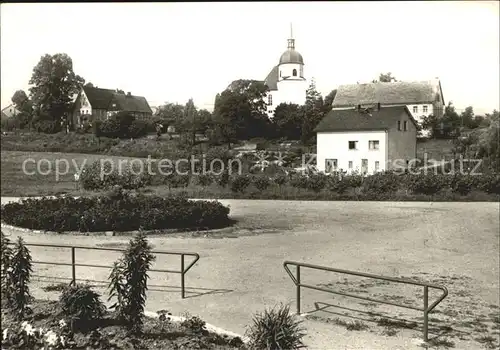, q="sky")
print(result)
[1,1,499,114]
